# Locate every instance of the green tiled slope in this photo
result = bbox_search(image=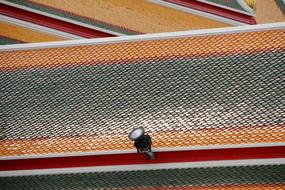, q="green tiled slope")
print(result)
[1,165,285,189]
[276,0,285,14]
[205,0,251,12]
[1,51,284,140]
[0,36,22,45]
